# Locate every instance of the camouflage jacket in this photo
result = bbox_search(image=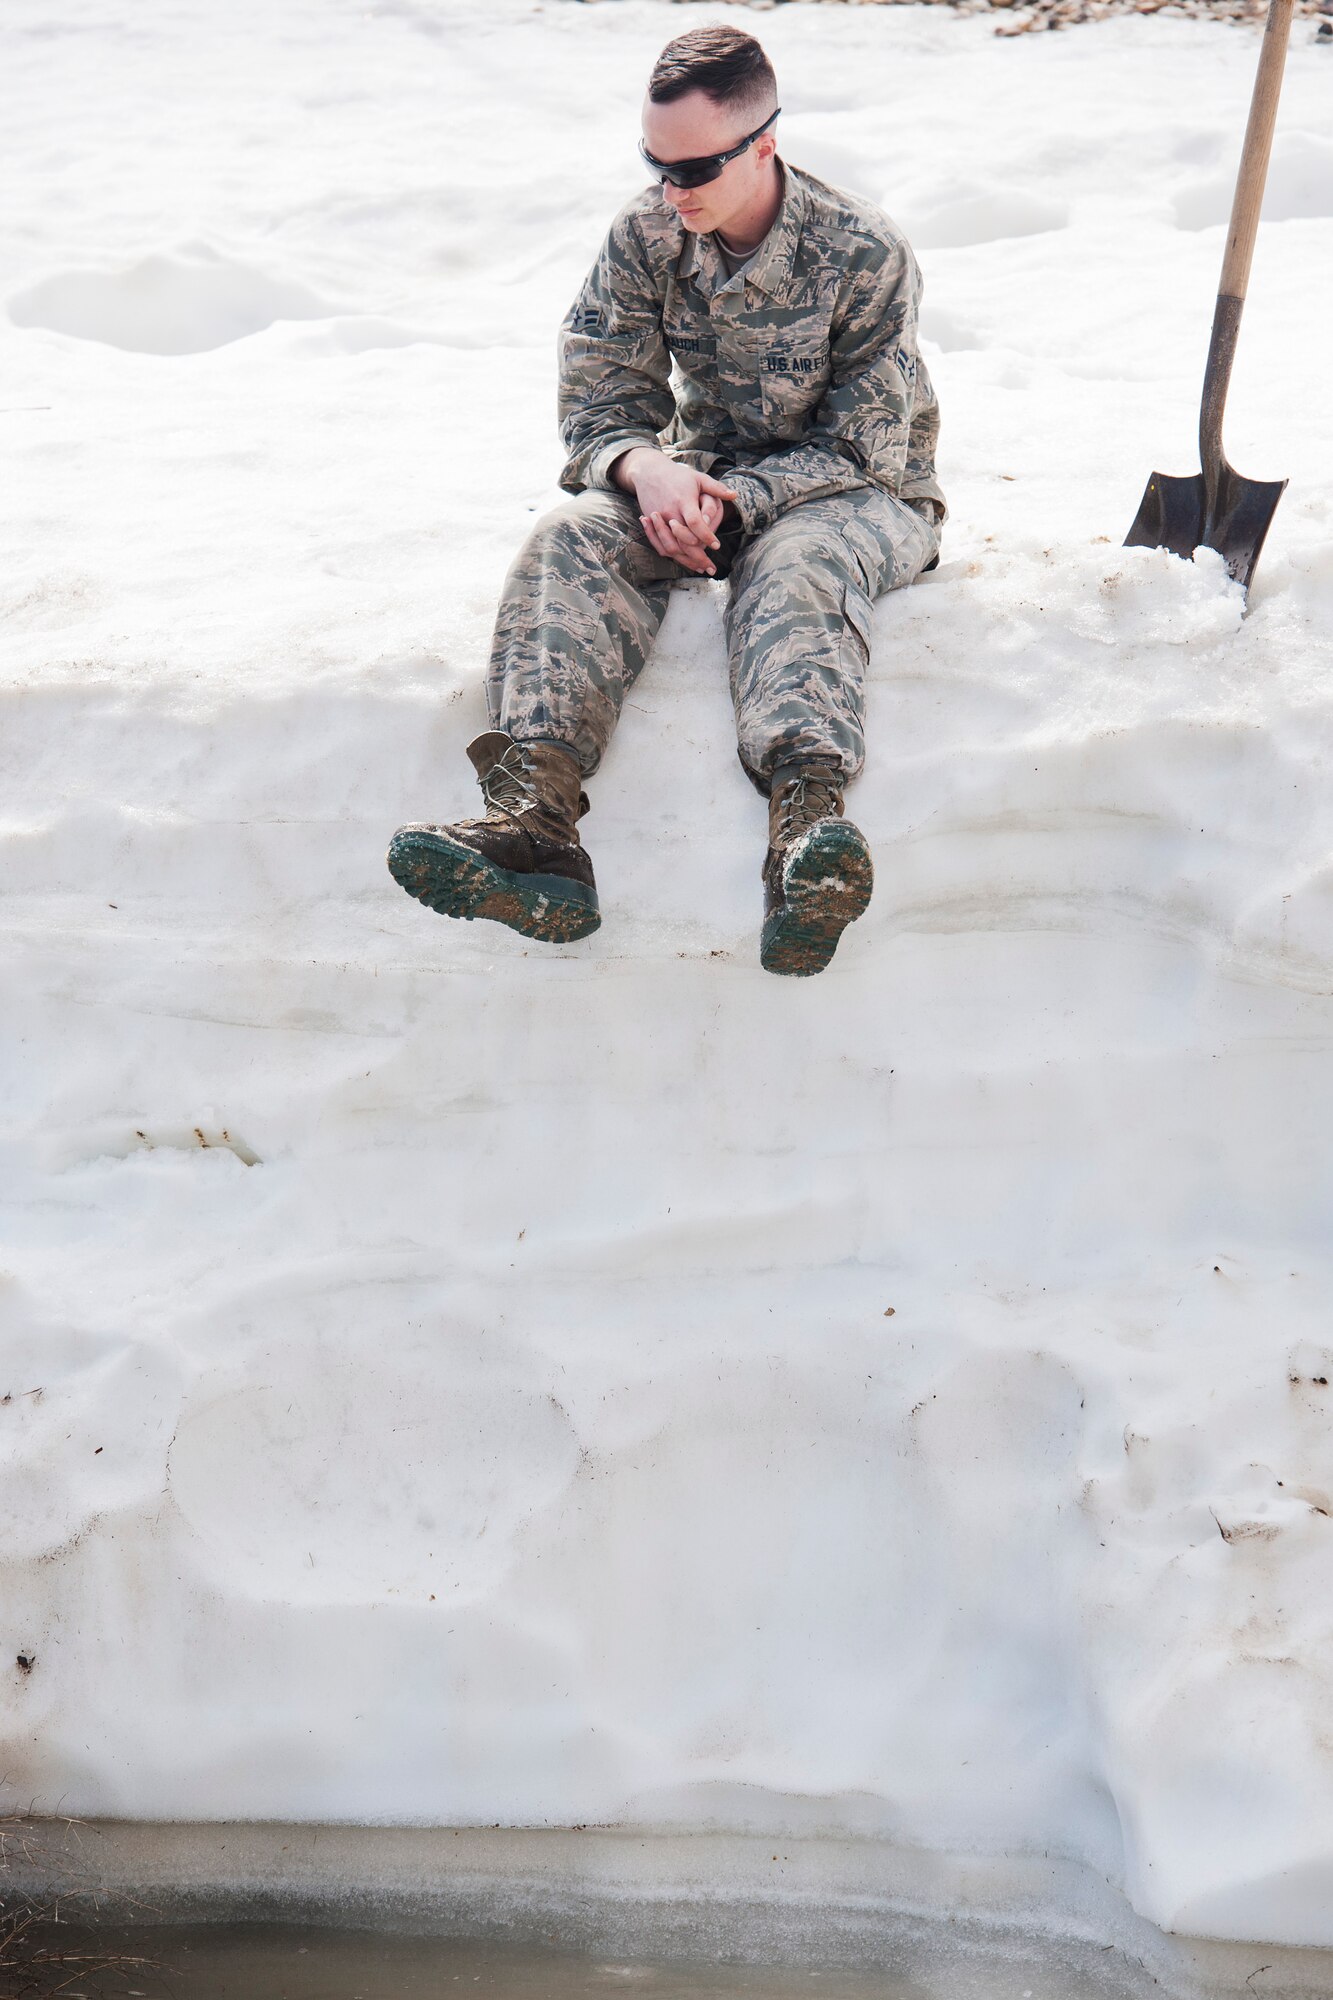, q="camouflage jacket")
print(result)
[557,160,945,536]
